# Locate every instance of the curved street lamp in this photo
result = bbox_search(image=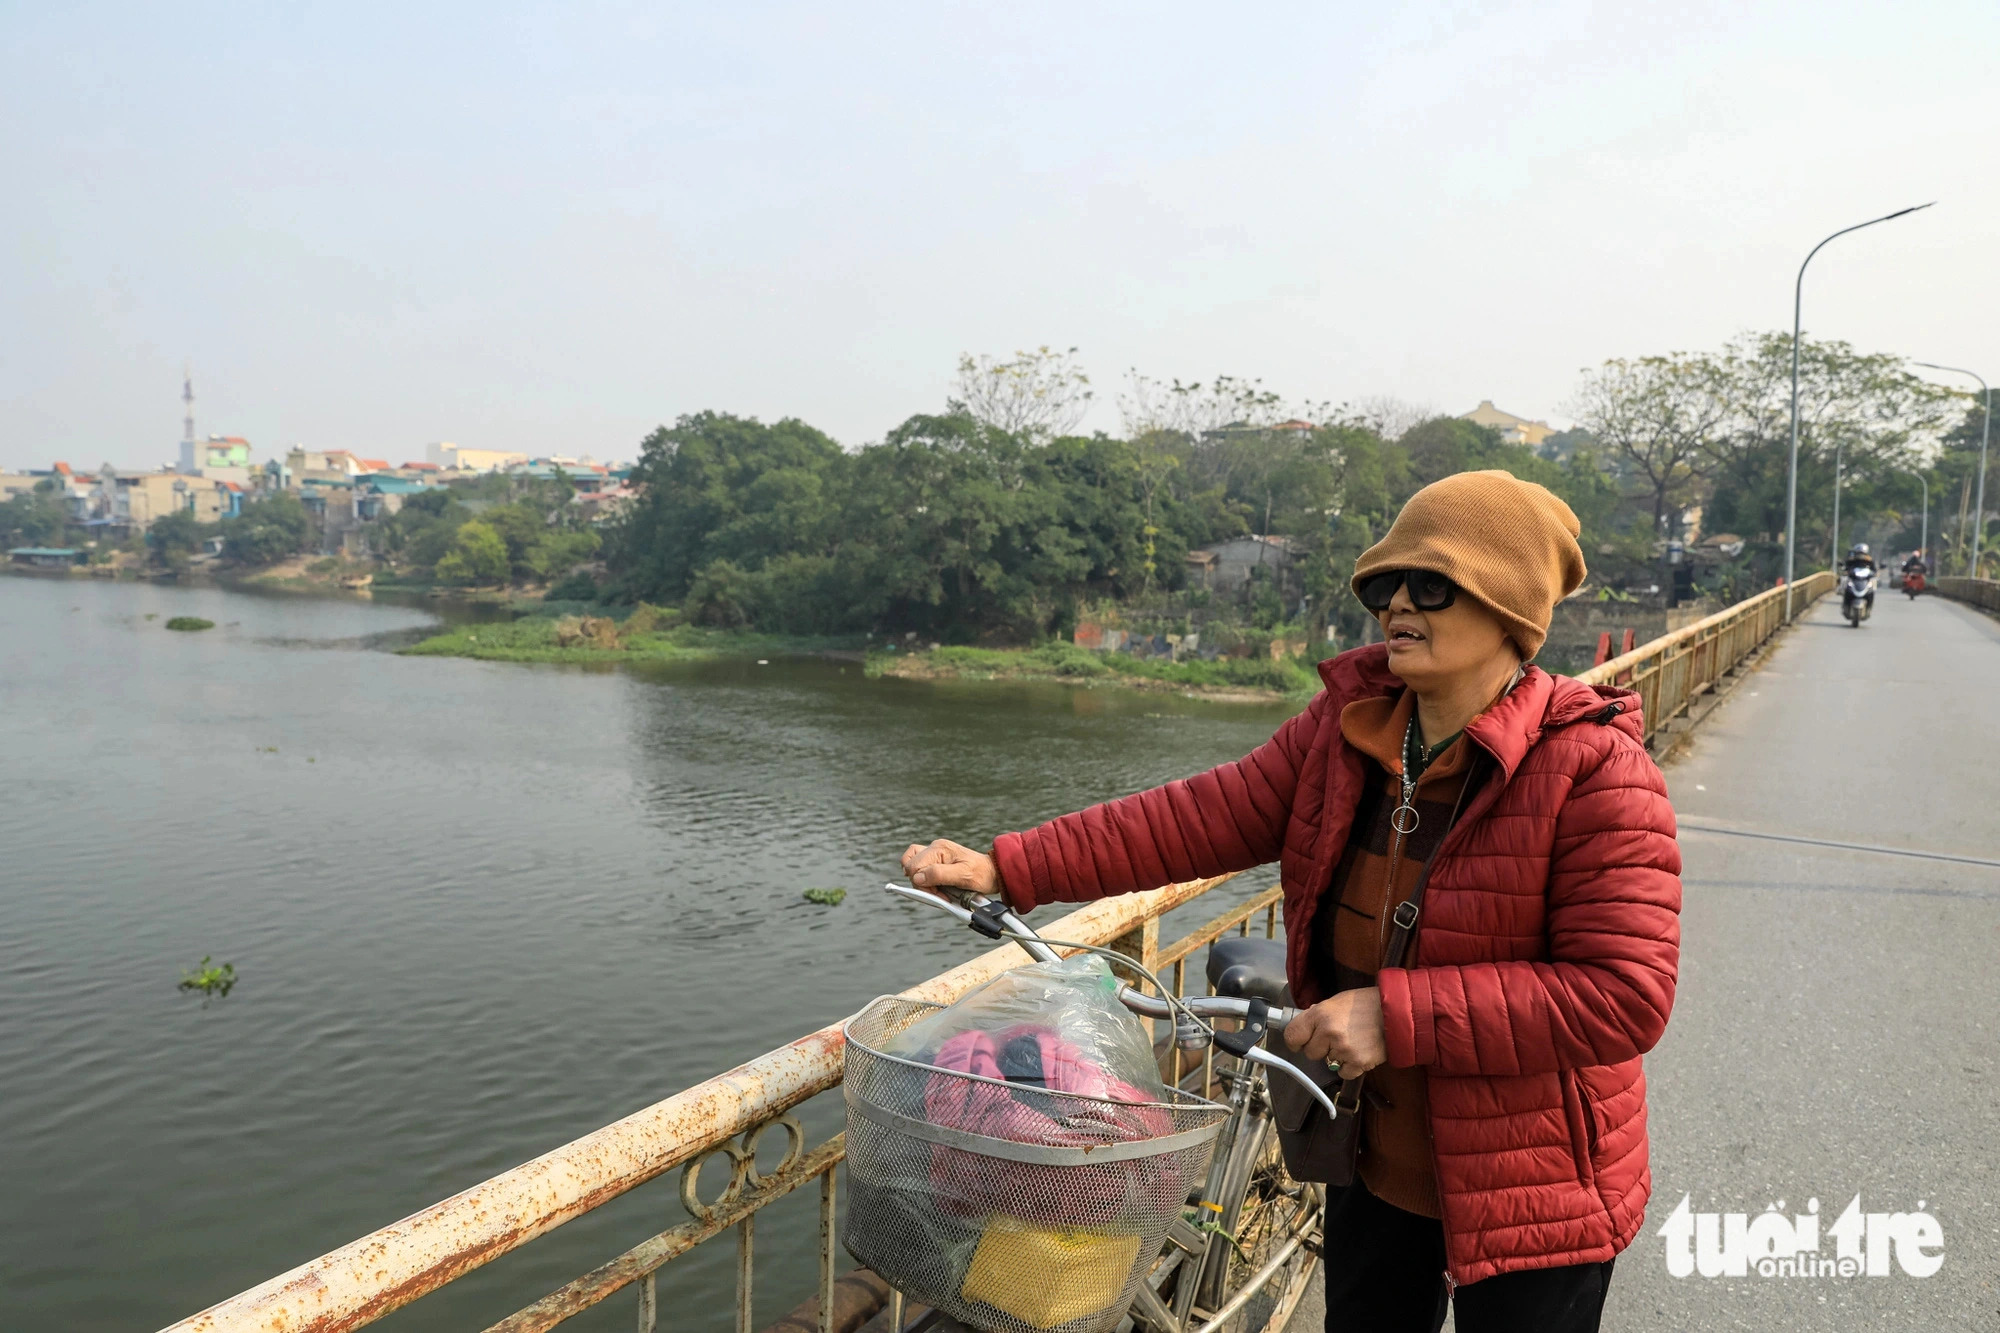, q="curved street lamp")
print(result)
[1784,203,1935,618]
[1910,361,1990,576]
[1907,469,1929,571]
